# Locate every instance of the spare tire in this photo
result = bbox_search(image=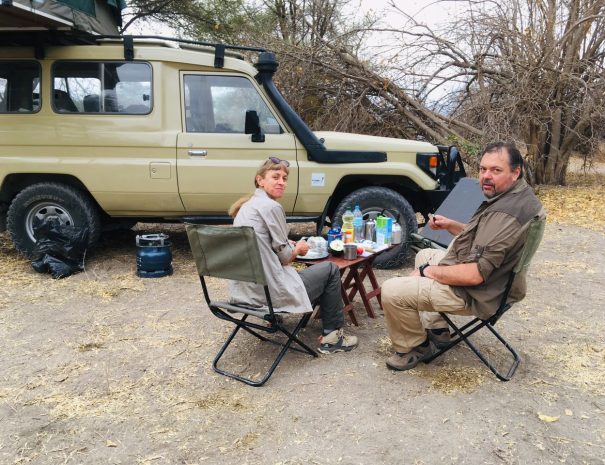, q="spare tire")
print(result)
[332,187,417,269]
[7,182,102,257]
